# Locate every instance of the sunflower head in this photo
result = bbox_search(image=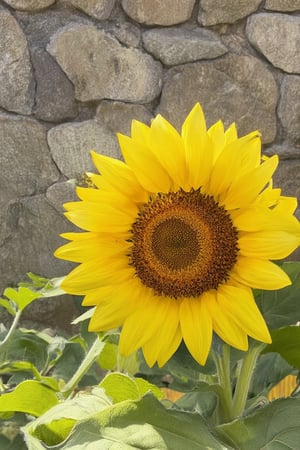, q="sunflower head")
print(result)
[55,103,300,367]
